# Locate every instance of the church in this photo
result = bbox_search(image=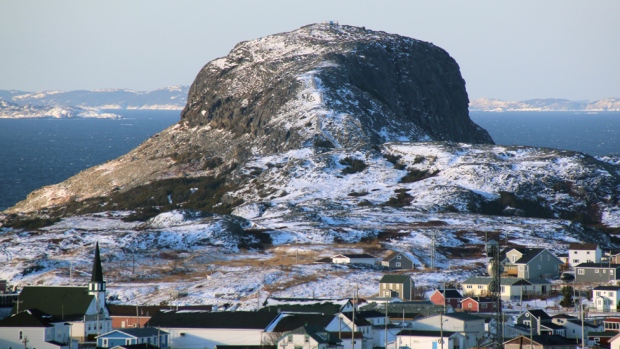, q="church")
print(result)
[12,242,112,342]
